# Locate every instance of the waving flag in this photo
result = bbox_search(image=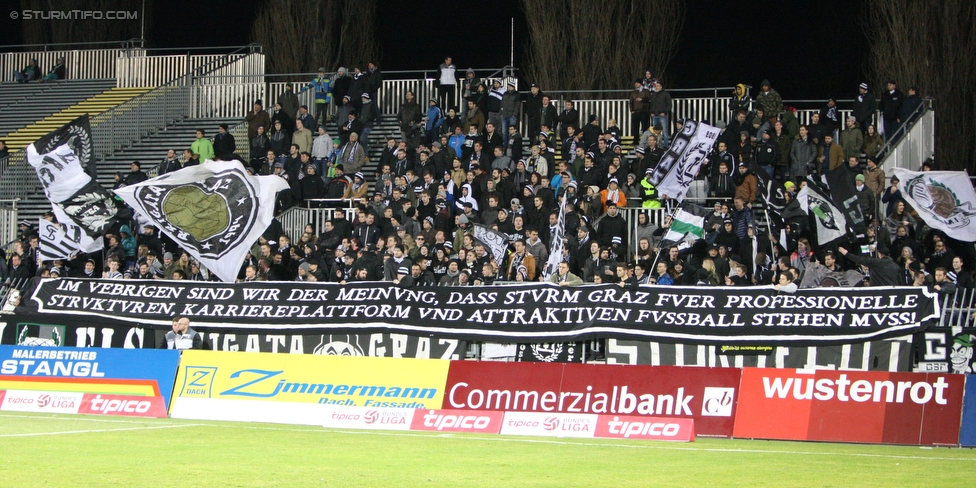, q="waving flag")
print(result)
[26,114,128,236]
[38,218,102,261]
[893,168,976,241]
[473,224,510,269]
[648,120,721,202]
[797,179,850,247]
[661,203,710,250]
[542,192,568,280]
[114,160,290,282]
